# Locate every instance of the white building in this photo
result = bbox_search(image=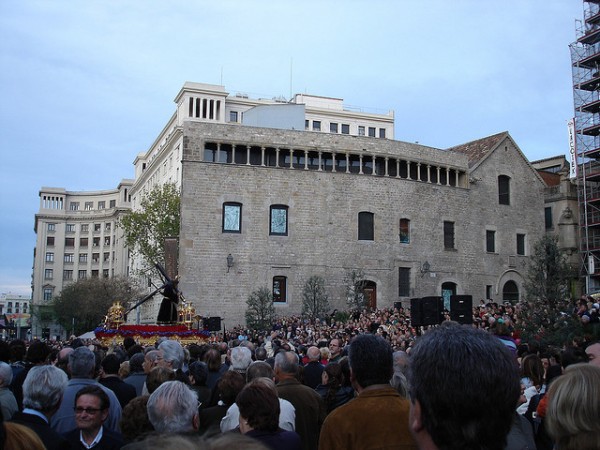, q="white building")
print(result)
[0,293,31,340]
